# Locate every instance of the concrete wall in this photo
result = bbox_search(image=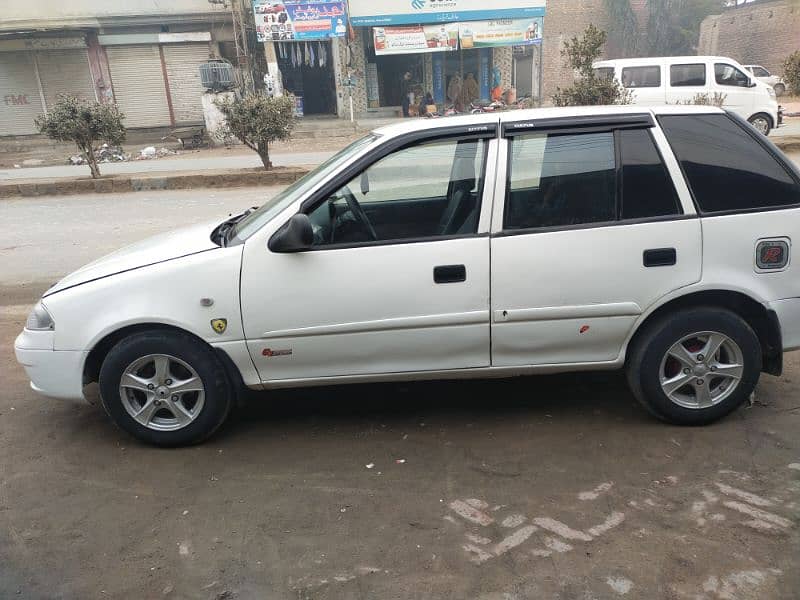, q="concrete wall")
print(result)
[541,0,611,103]
[698,0,800,75]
